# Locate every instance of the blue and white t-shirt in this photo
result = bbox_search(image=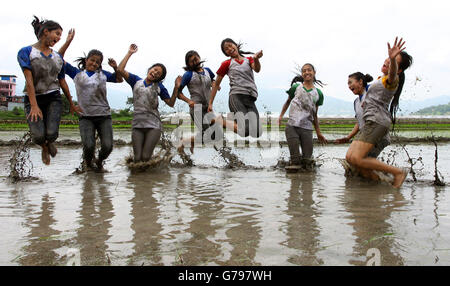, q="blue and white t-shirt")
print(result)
[179,67,215,106]
[17,46,65,95]
[65,62,118,117]
[126,73,170,129]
